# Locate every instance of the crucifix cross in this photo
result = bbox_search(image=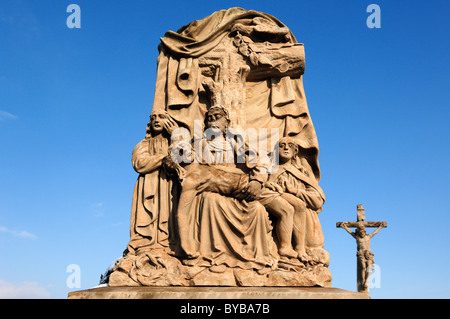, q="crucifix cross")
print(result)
[336,204,387,295]
[336,204,387,228]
